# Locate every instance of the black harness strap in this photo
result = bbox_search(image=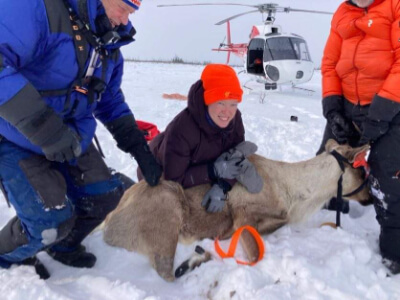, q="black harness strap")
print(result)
[329,149,370,227]
[343,177,369,197]
[62,0,116,104]
[62,0,102,51]
[330,150,346,227]
[62,0,94,84]
[41,0,82,99]
[78,0,90,25]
